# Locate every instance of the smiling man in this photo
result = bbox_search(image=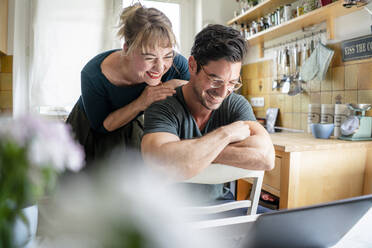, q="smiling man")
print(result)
[141,24,274,204]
